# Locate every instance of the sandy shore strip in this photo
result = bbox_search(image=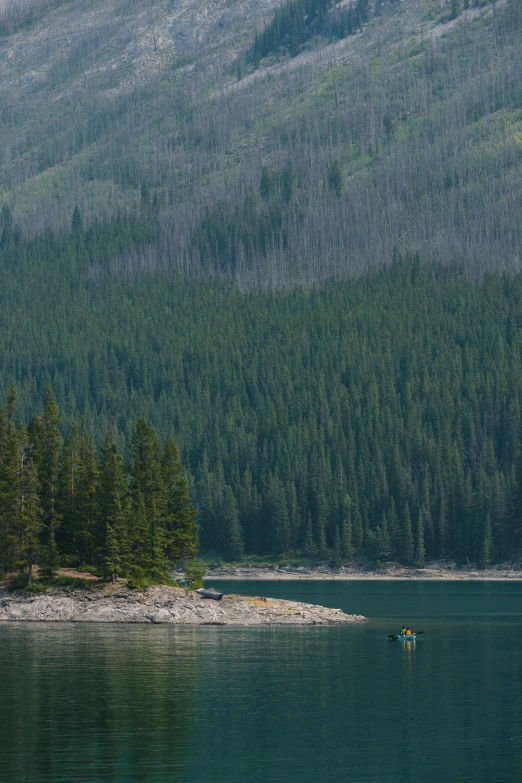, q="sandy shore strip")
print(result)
[202,564,522,581]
